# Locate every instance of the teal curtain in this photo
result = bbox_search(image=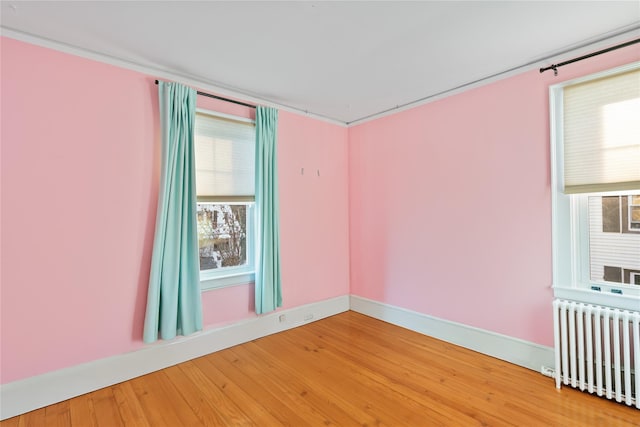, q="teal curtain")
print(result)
[255,106,282,314]
[143,81,203,343]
